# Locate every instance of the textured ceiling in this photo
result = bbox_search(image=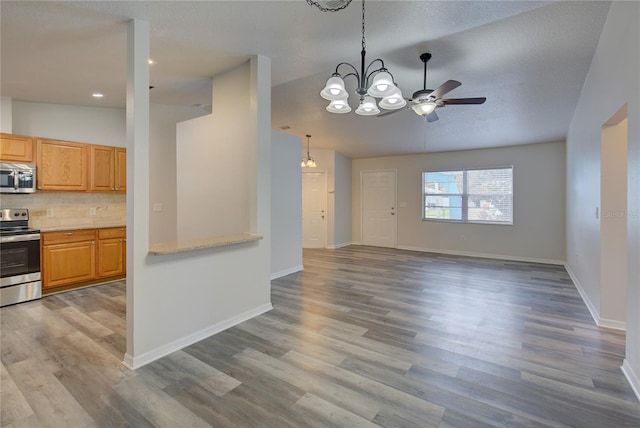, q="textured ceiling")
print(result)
[0,1,611,158]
